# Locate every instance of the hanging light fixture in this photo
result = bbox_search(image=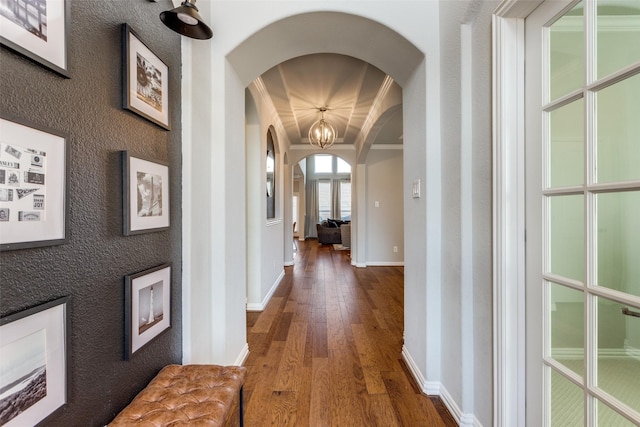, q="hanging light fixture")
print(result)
[160,0,213,40]
[308,107,336,150]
